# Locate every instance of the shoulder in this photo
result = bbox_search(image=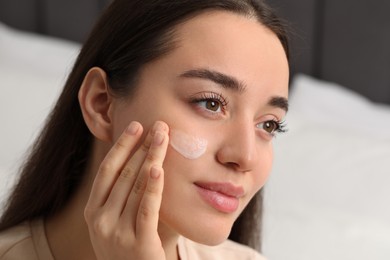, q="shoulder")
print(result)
[0,222,37,260]
[178,237,267,260]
